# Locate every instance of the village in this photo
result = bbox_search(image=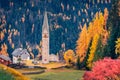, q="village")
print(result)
[0,11,64,69]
